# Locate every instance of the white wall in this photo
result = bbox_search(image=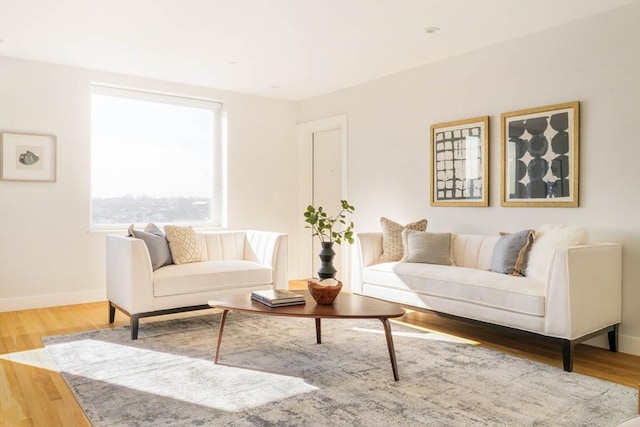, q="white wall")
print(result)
[1,4,638,356]
[297,4,640,355]
[0,57,298,311]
